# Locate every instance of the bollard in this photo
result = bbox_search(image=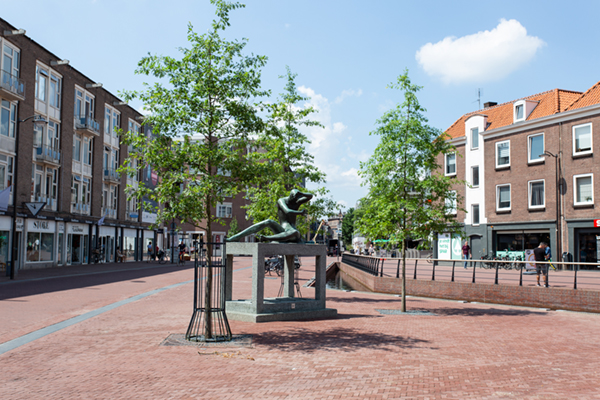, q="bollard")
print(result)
[519,262,523,286]
[472,261,477,283]
[431,260,436,281]
[396,259,401,279]
[494,262,499,285]
[451,261,455,282]
[414,259,418,280]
